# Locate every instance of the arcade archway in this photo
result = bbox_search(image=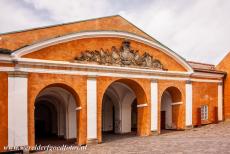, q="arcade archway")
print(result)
[160,86,183,131]
[34,85,79,145]
[100,79,148,142]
